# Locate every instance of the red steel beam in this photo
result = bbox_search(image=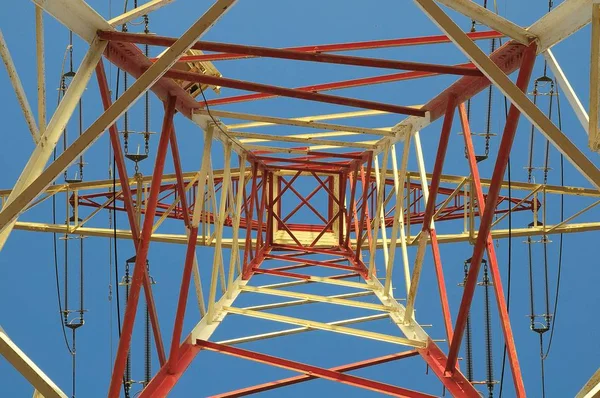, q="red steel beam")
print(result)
[283,183,329,225]
[206,68,463,107]
[256,156,351,168]
[147,30,503,62]
[211,350,420,397]
[96,61,140,241]
[445,42,538,374]
[339,171,347,244]
[252,268,312,280]
[167,223,199,372]
[99,16,508,118]
[242,162,258,275]
[344,164,360,248]
[309,207,343,247]
[272,171,302,205]
[281,182,327,225]
[255,166,268,250]
[97,60,167,369]
[266,170,275,246]
[169,126,191,226]
[266,164,344,173]
[99,31,482,77]
[108,95,177,398]
[417,339,479,398]
[354,154,373,262]
[423,41,527,122]
[421,98,455,229]
[270,245,351,257]
[161,68,426,116]
[357,255,479,397]
[419,98,456,343]
[196,339,436,398]
[459,103,525,395]
[140,342,199,397]
[264,253,362,274]
[260,259,349,273]
[165,96,204,373]
[312,172,344,209]
[429,229,453,343]
[271,212,306,248]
